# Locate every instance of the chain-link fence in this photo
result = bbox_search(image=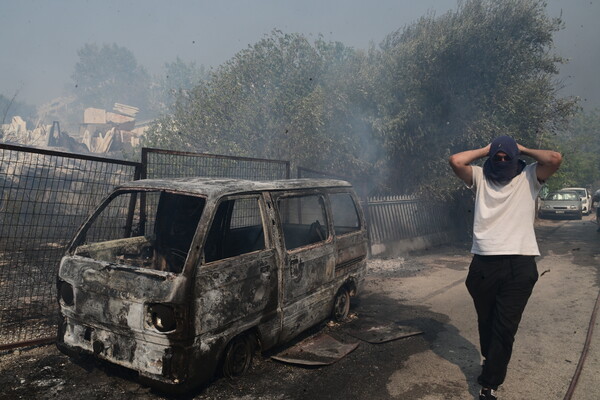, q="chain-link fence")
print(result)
[0,144,141,350]
[142,148,290,180]
[0,146,292,350]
